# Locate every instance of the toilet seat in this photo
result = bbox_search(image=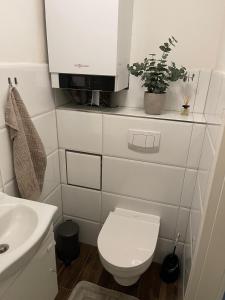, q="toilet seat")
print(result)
[98,209,160,269]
